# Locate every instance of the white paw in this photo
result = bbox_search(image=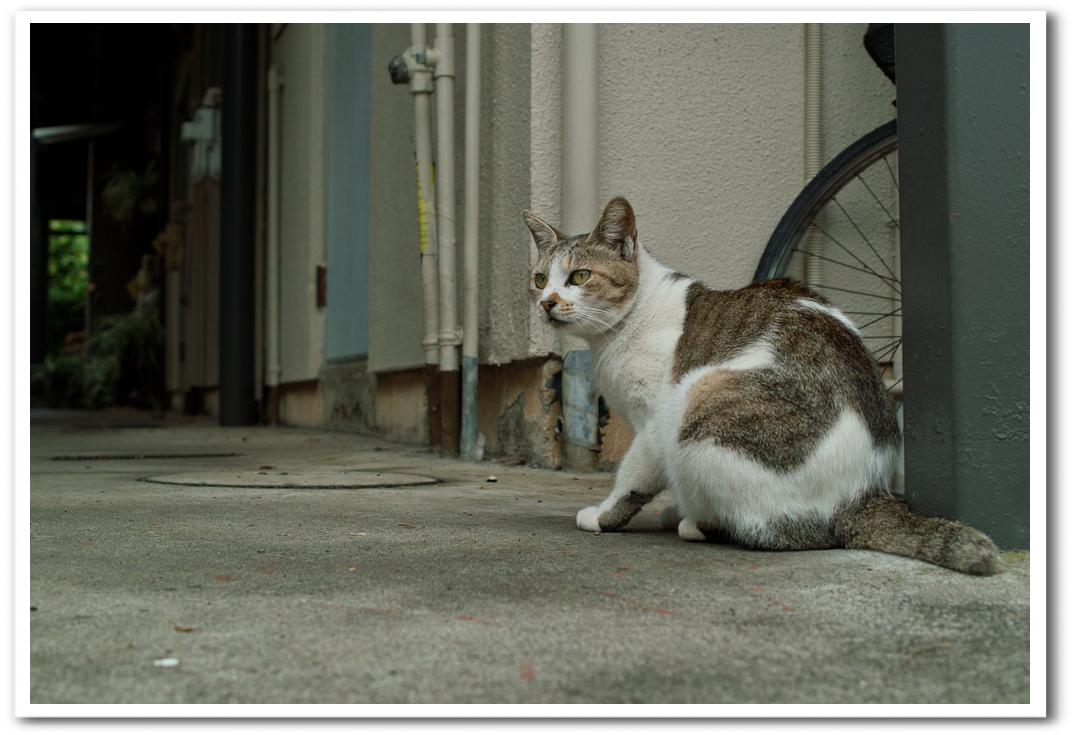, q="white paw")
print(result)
[659,504,680,531]
[576,506,602,533]
[677,518,706,542]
